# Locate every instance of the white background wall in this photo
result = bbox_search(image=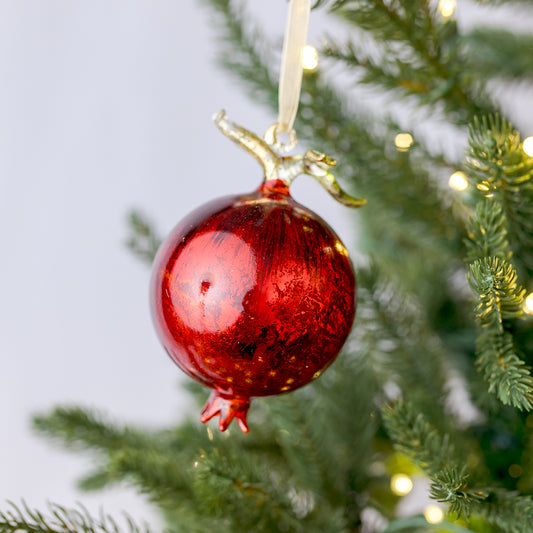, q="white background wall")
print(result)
[1,0,532,528]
